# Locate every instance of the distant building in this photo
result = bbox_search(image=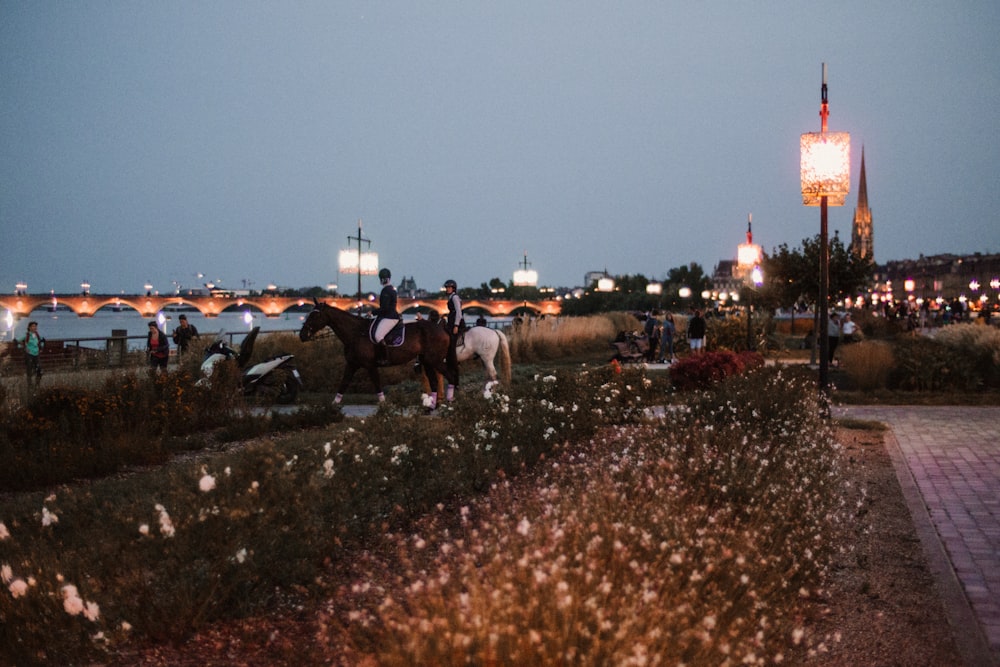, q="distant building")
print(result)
[875,252,1000,303]
[850,147,874,260]
[711,259,742,299]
